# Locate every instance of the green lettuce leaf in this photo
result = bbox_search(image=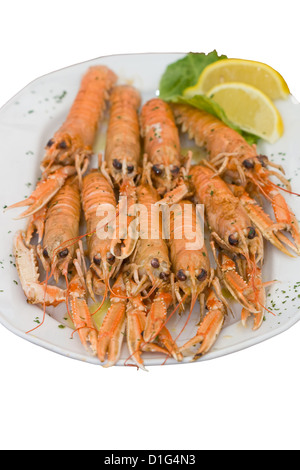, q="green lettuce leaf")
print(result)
[159,50,227,101]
